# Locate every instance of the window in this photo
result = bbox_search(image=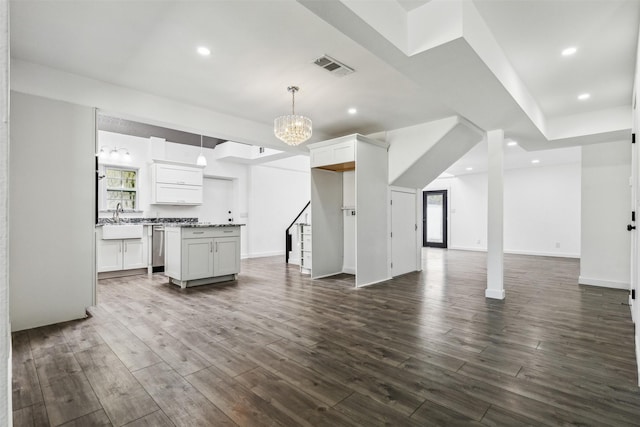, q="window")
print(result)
[104,166,137,210]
